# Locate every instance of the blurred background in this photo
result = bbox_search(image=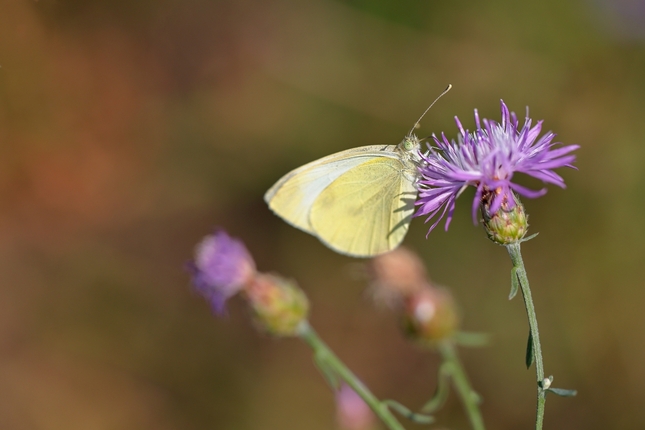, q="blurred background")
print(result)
[1,0,644,428]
